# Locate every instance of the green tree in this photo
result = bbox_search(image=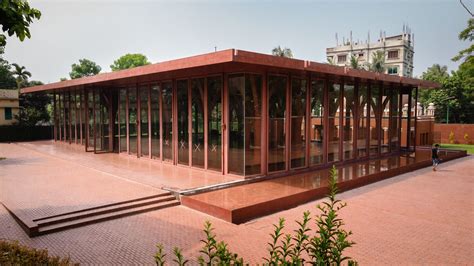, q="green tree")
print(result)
[11,63,31,89]
[16,80,52,126]
[452,18,473,63]
[419,64,449,107]
[110,53,150,71]
[0,45,16,89]
[272,46,293,58]
[368,50,385,73]
[69,59,101,79]
[349,54,360,69]
[327,57,335,65]
[0,0,41,46]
